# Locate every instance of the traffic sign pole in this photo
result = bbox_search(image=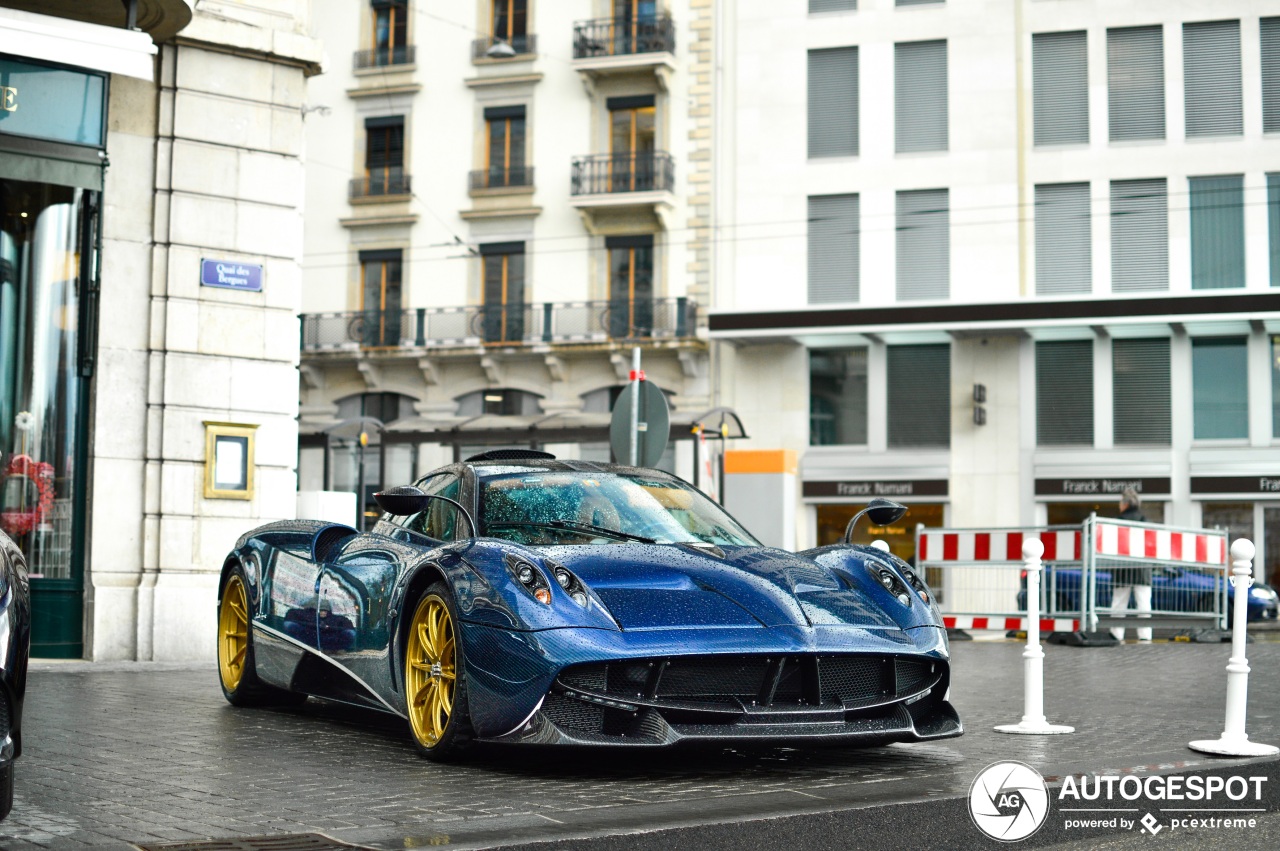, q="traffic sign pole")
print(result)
[629,347,640,466]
